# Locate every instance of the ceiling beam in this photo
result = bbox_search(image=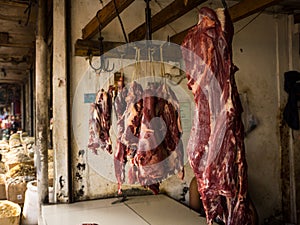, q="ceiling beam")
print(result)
[75,40,182,61]
[0,71,27,82]
[0,13,35,24]
[0,0,29,7]
[170,0,280,44]
[75,39,125,57]
[128,0,207,42]
[229,0,280,22]
[82,0,135,40]
[0,42,34,48]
